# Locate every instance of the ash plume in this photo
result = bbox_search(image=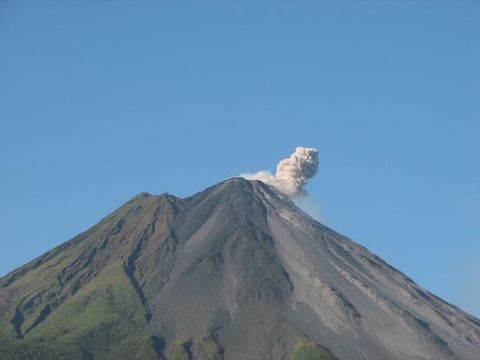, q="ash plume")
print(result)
[241,147,319,197]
